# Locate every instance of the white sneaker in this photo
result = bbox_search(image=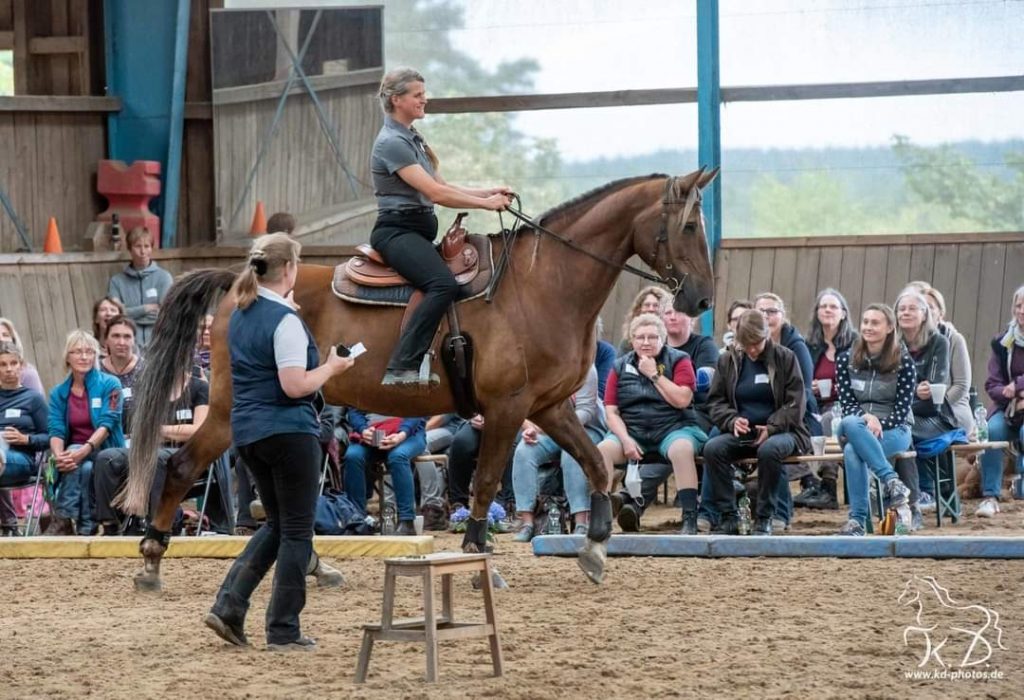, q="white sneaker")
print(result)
[917,492,937,512]
[975,498,1000,519]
